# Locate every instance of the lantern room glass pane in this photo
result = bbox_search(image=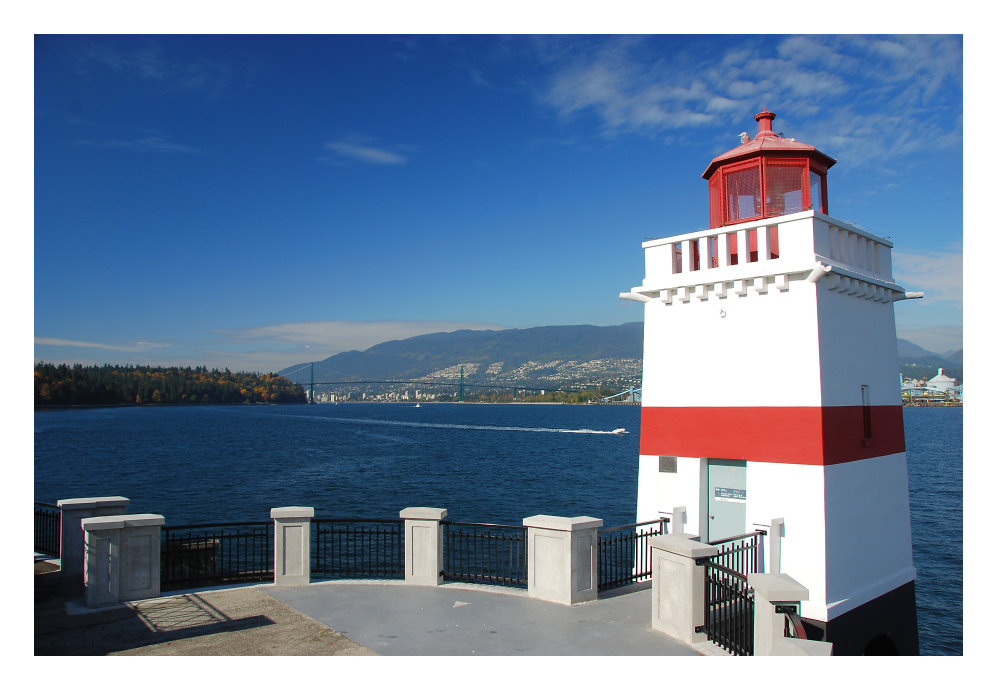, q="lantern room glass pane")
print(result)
[810,171,824,213]
[766,162,806,216]
[725,164,761,223]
